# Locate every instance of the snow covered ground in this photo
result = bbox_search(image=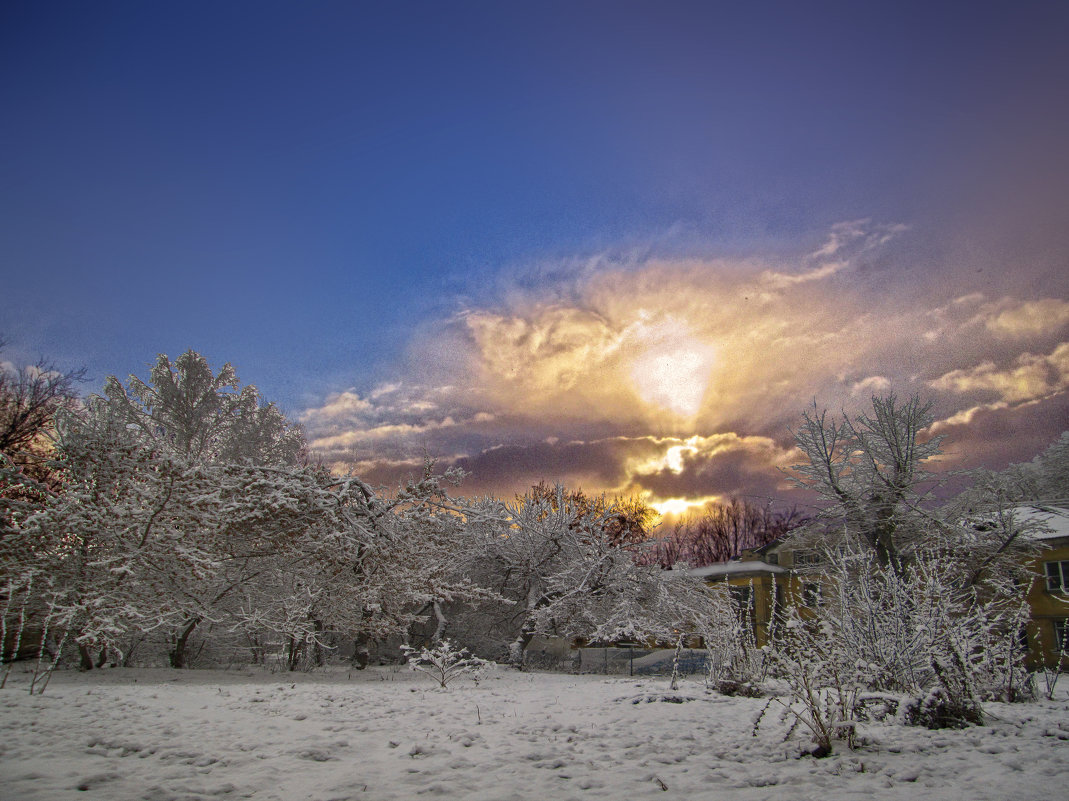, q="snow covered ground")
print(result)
[1,665,1067,800]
